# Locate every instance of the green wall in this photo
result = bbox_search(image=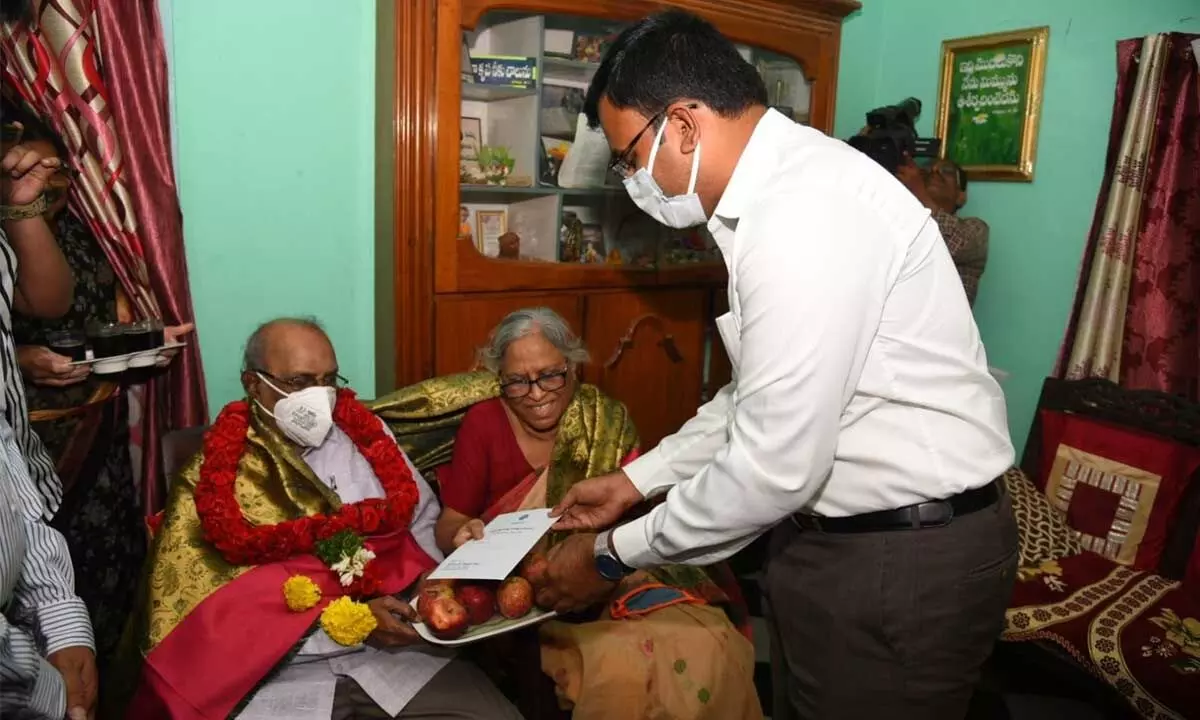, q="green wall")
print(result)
[835,2,1199,454]
[169,0,378,409]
